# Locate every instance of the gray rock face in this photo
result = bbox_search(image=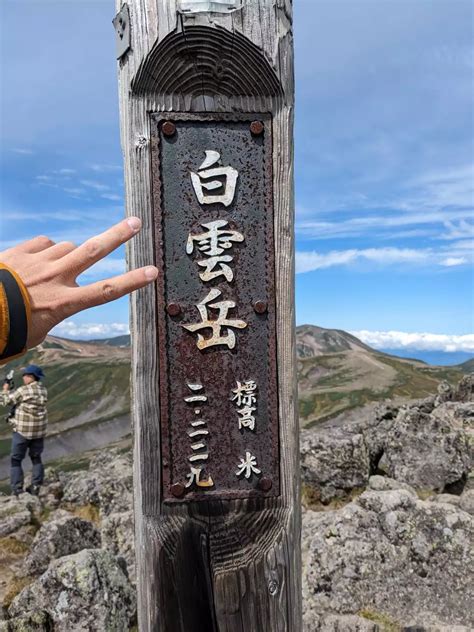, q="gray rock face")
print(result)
[379,406,471,491]
[301,384,472,501]
[9,549,136,632]
[302,489,474,630]
[459,488,474,515]
[101,510,135,582]
[300,428,370,504]
[0,495,40,538]
[19,510,100,577]
[61,450,133,516]
[0,611,52,631]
